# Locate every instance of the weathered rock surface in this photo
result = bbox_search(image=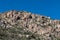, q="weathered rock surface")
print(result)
[0,10,60,40]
